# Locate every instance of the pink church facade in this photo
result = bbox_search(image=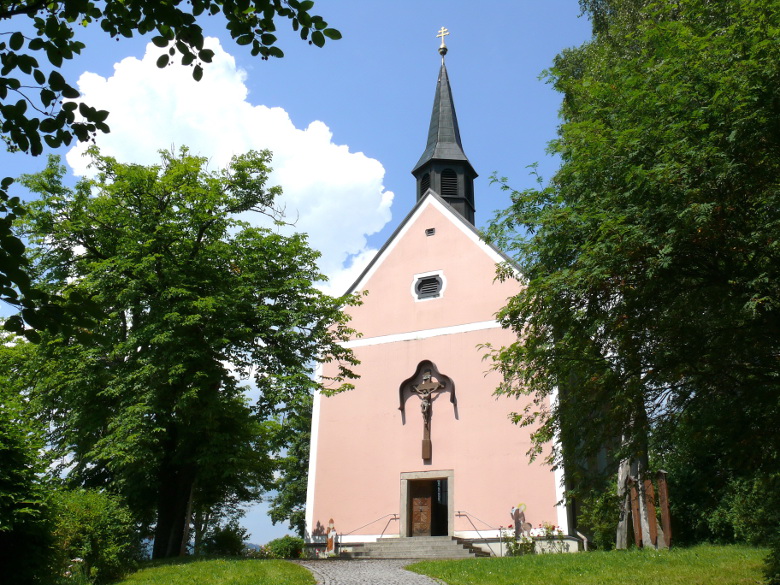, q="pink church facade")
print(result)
[306,43,568,551]
[305,194,566,545]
